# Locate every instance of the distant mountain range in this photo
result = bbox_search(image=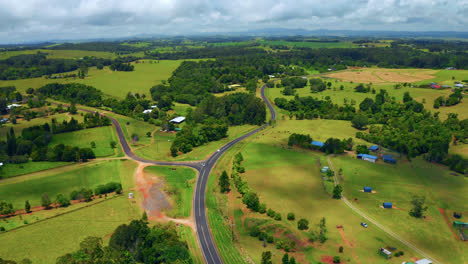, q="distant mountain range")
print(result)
[3,28,468,46]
